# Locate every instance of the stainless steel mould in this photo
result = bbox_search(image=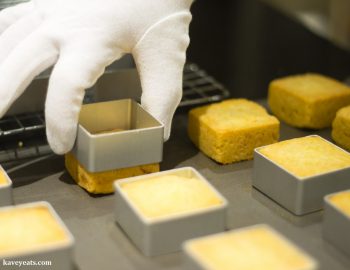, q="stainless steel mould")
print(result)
[0,201,75,270]
[252,135,350,215]
[323,190,350,257]
[71,99,164,172]
[114,167,228,256]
